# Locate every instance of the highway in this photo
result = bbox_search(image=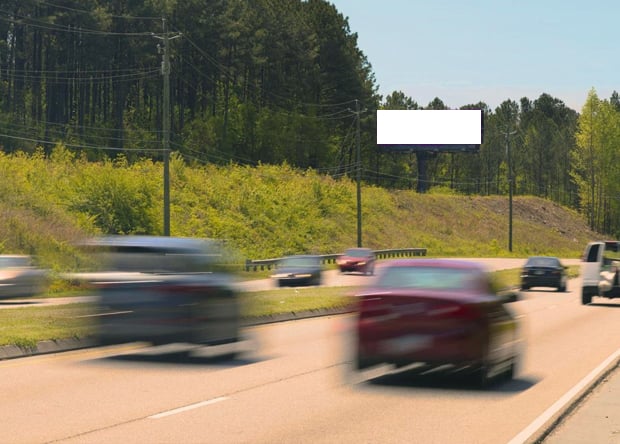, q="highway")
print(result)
[0,257,554,309]
[1,258,620,443]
